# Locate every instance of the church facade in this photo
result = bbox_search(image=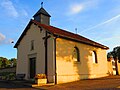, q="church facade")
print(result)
[14,7,109,84]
